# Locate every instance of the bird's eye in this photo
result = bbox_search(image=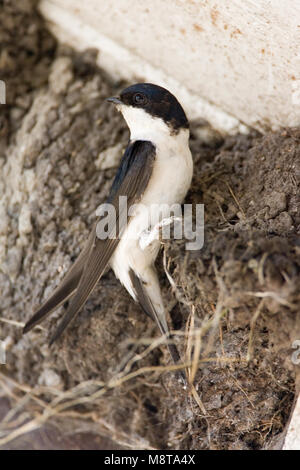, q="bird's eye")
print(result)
[133,93,146,105]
